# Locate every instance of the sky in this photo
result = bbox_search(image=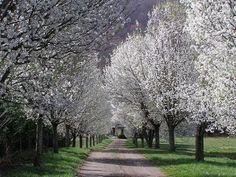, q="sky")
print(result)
[98,0,159,68]
[121,0,159,37]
